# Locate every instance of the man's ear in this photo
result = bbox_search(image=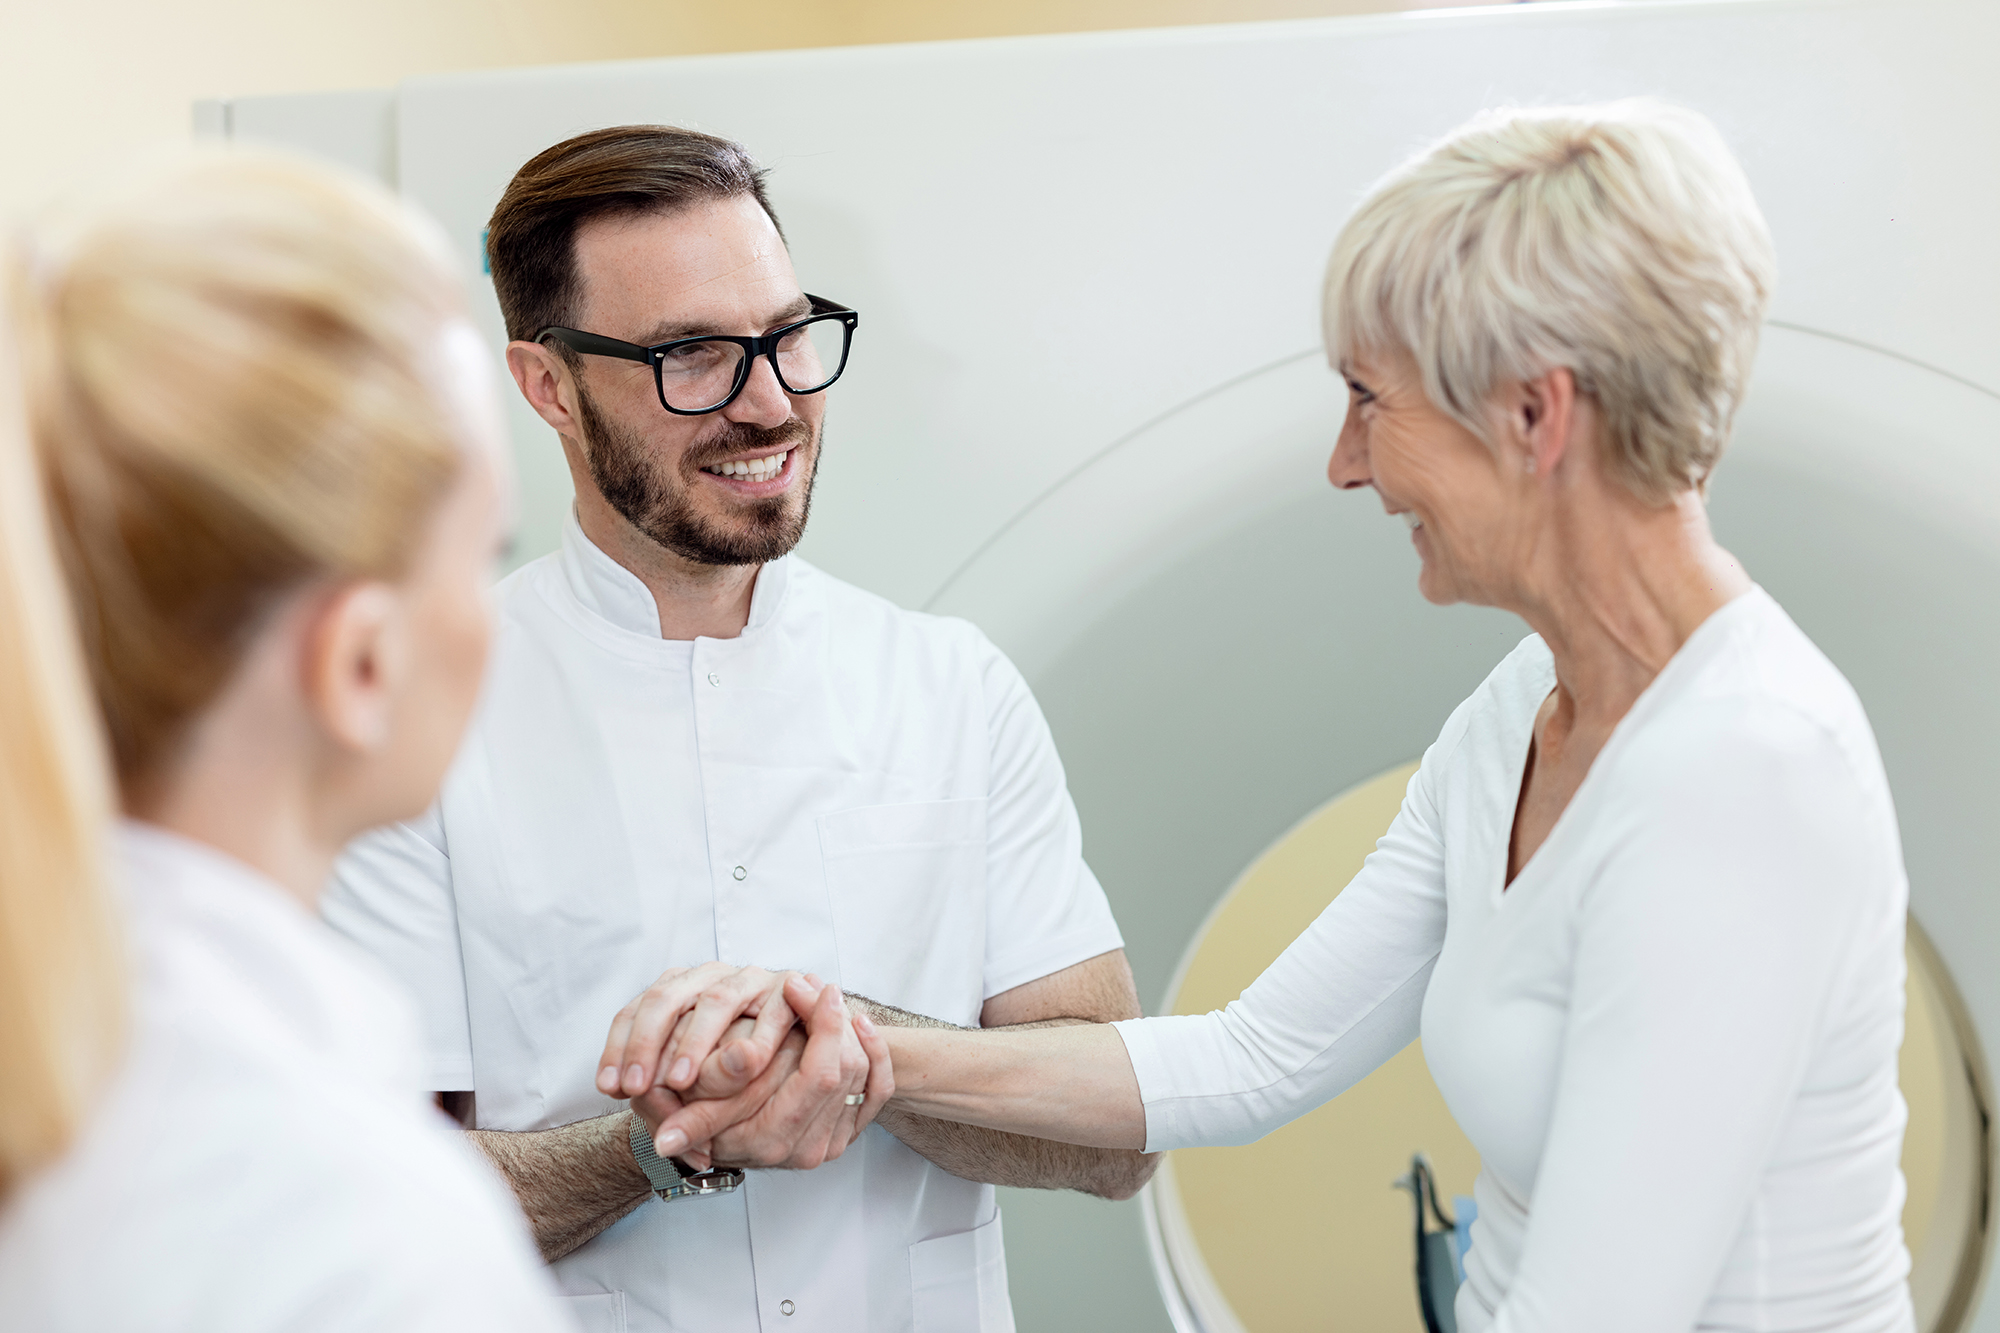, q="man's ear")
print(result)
[302,582,403,754]
[505,340,582,437]
[1498,367,1578,479]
